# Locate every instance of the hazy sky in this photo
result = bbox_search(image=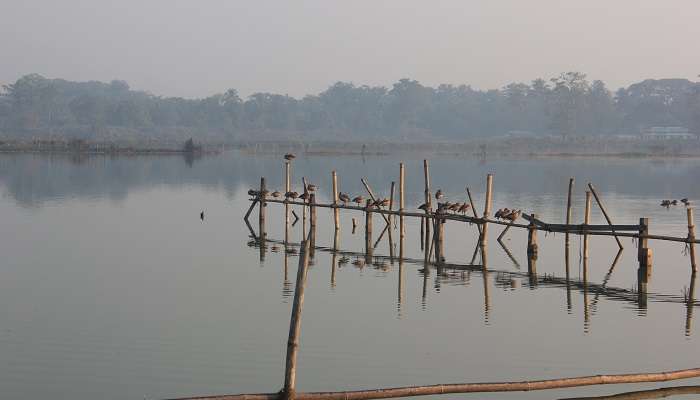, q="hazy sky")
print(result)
[2,0,699,98]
